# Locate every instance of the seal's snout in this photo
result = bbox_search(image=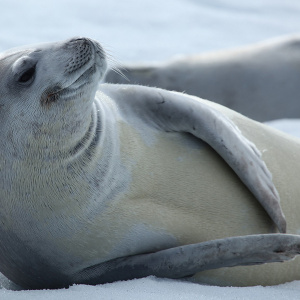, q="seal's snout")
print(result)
[66,37,104,55]
[65,37,106,74]
[65,38,93,74]
[39,37,107,106]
